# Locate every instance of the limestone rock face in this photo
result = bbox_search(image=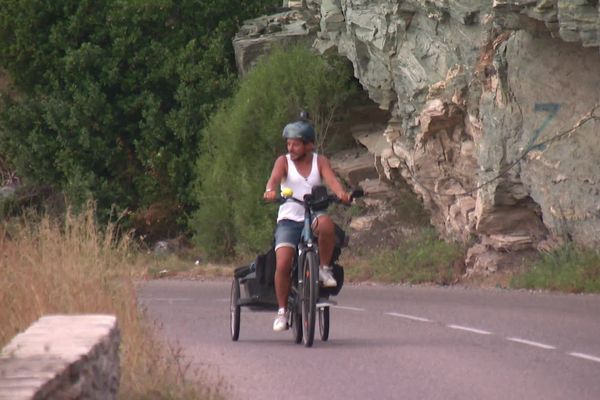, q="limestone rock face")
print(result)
[493,0,599,47]
[235,1,600,275]
[310,0,600,274]
[233,8,319,75]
